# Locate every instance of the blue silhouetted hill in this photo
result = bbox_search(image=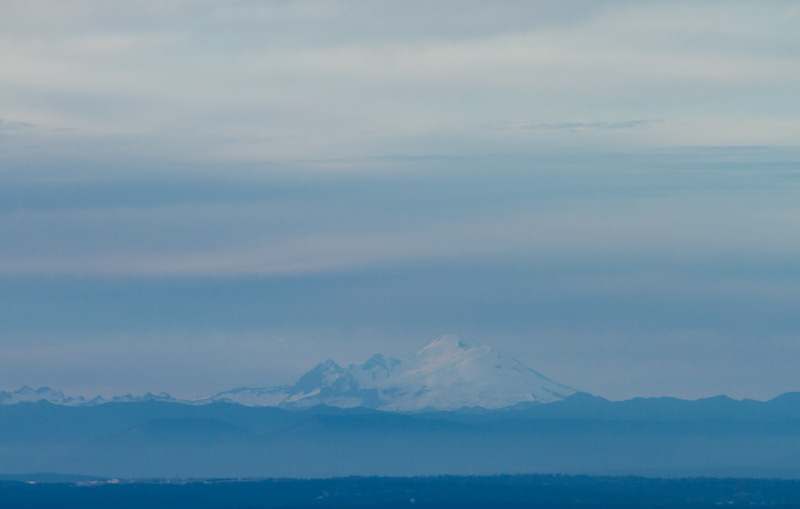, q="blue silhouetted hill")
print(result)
[2,393,800,479]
